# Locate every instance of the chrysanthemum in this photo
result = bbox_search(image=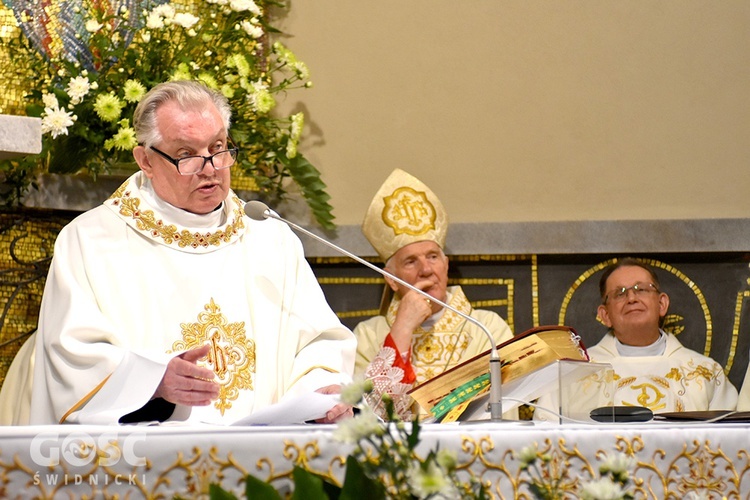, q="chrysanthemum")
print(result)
[291,113,304,139]
[339,379,373,406]
[220,84,235,99]
[273,42,297,65]
[249,80,275,113]
[292,61,310,80]
[173,13,199,29]
[145,11,164,29]
[41,107,76,138]
[230,0,262,15]
[94,93,125,122]
[171,63,193,81]
[227,54,251,77]
[197,73,218,89]
[285,139,297,159]
[123,80,146,103]
[579,477,627,500]
[85,19,103,33]
[153,4,175,20]
[104,126,138,151]
[66,76,91,105]
[240,20,263,39]
[435,449,457,472]
[42,92,59,109]
[407,460,455,498]
[516,445,539,469]
[331,407,384,444]
[599,453,636,478]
